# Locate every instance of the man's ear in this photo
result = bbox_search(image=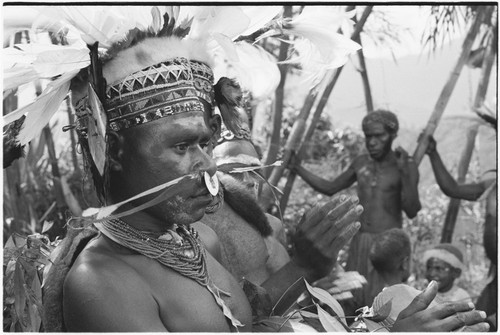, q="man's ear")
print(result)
[401,256,410,271]
[452,267,462,279]
[106,131,124,171]
[210,114,222,138]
